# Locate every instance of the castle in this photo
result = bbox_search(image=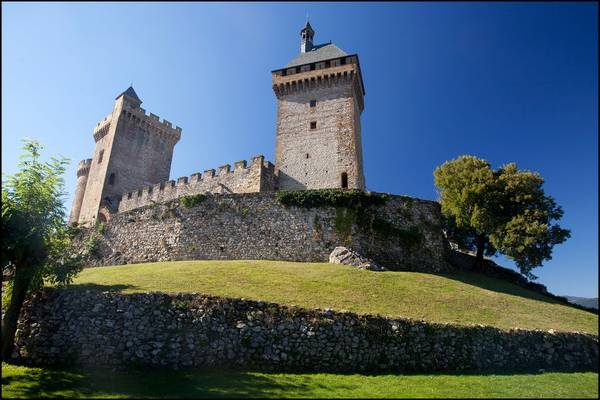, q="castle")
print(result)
[69,22,366,225]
